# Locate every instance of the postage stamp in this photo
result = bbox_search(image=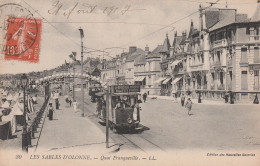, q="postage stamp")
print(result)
[0,3,42,63]
[4,16,42,63]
